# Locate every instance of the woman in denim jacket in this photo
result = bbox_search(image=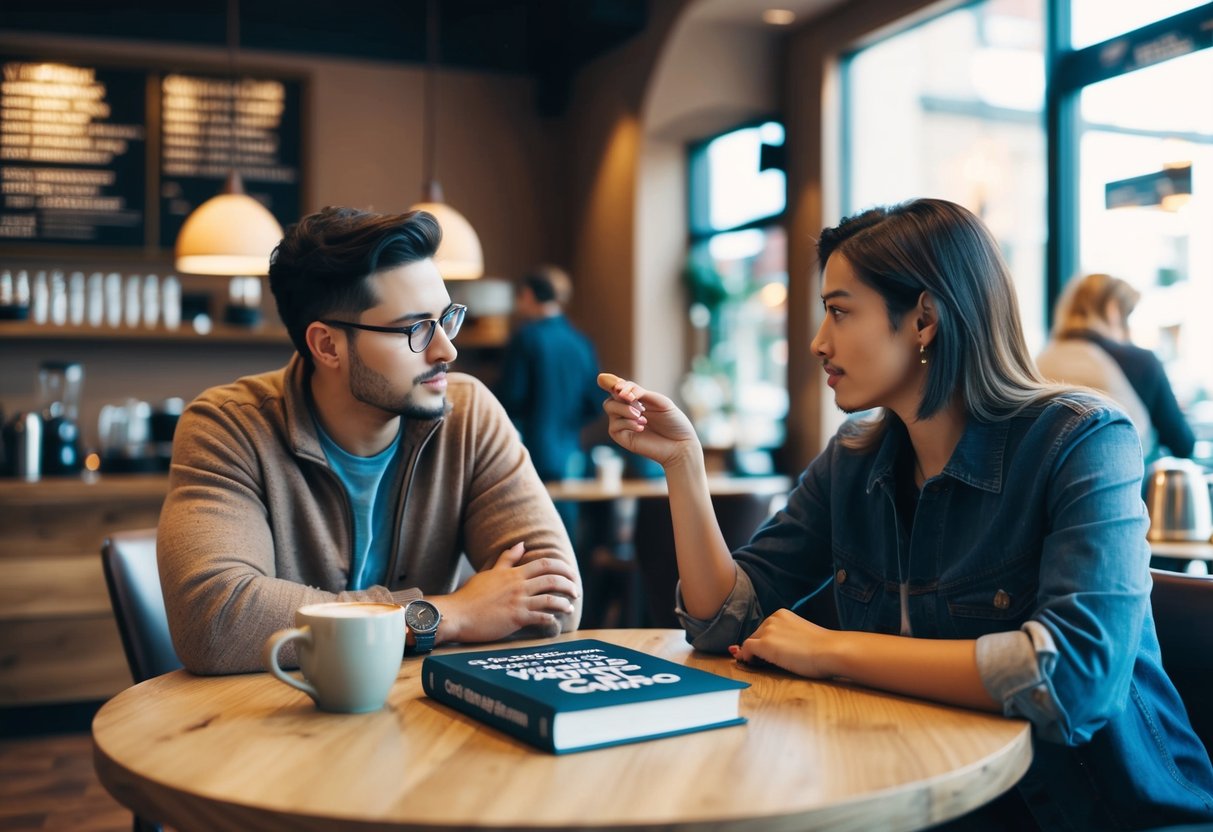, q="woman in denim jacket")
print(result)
[599,199,1213,831]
